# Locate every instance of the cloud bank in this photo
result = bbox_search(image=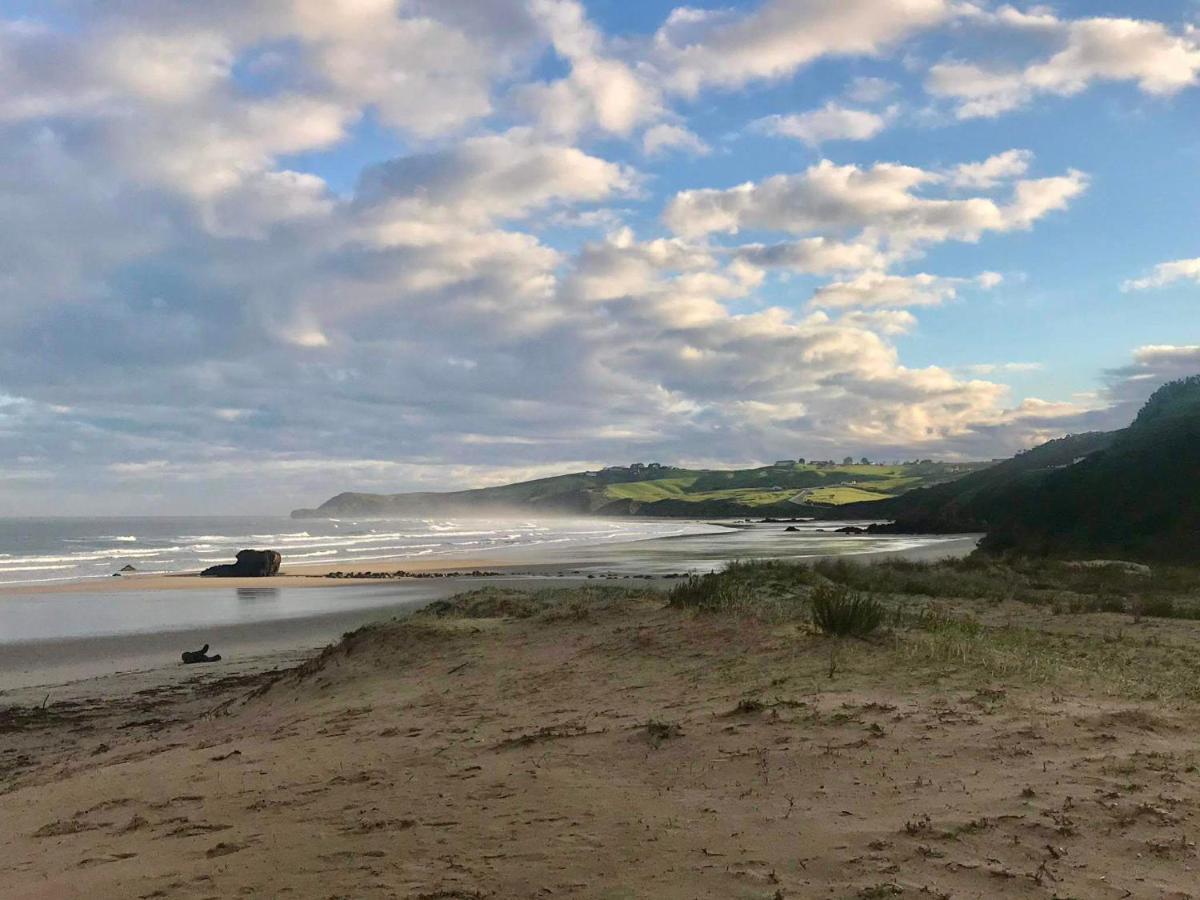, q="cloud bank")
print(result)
[0,1,1194,513]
